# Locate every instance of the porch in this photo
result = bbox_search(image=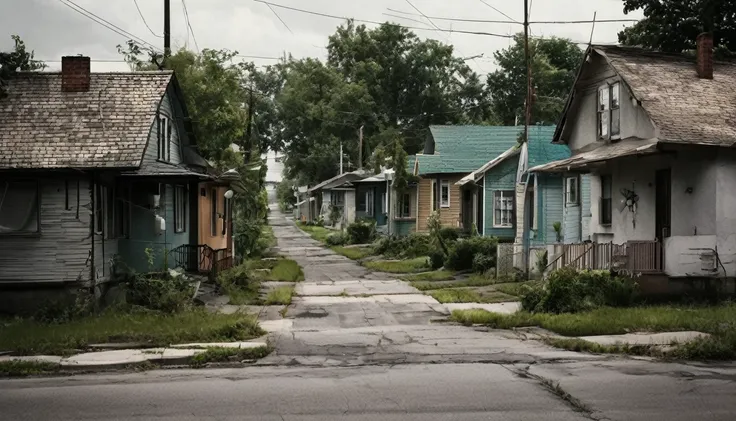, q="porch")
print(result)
[170,244,234,281]
[545,240,664,275]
